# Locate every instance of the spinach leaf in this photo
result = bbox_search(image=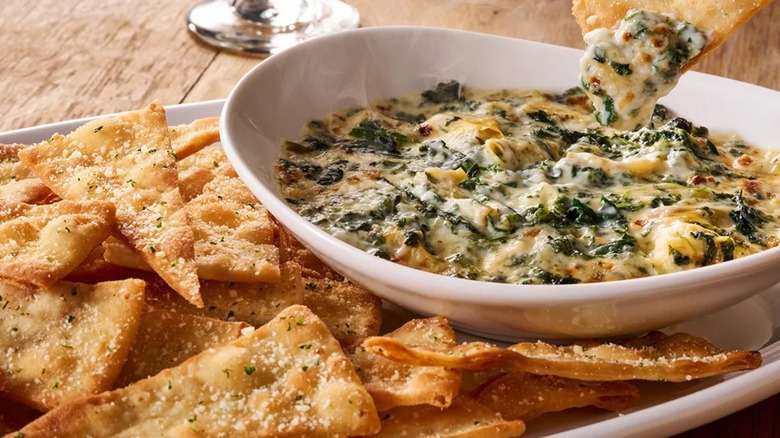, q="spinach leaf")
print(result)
[589,234,636,256]
[346,119,410,156]
[422,81,462,103]
[729,190,767,244]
